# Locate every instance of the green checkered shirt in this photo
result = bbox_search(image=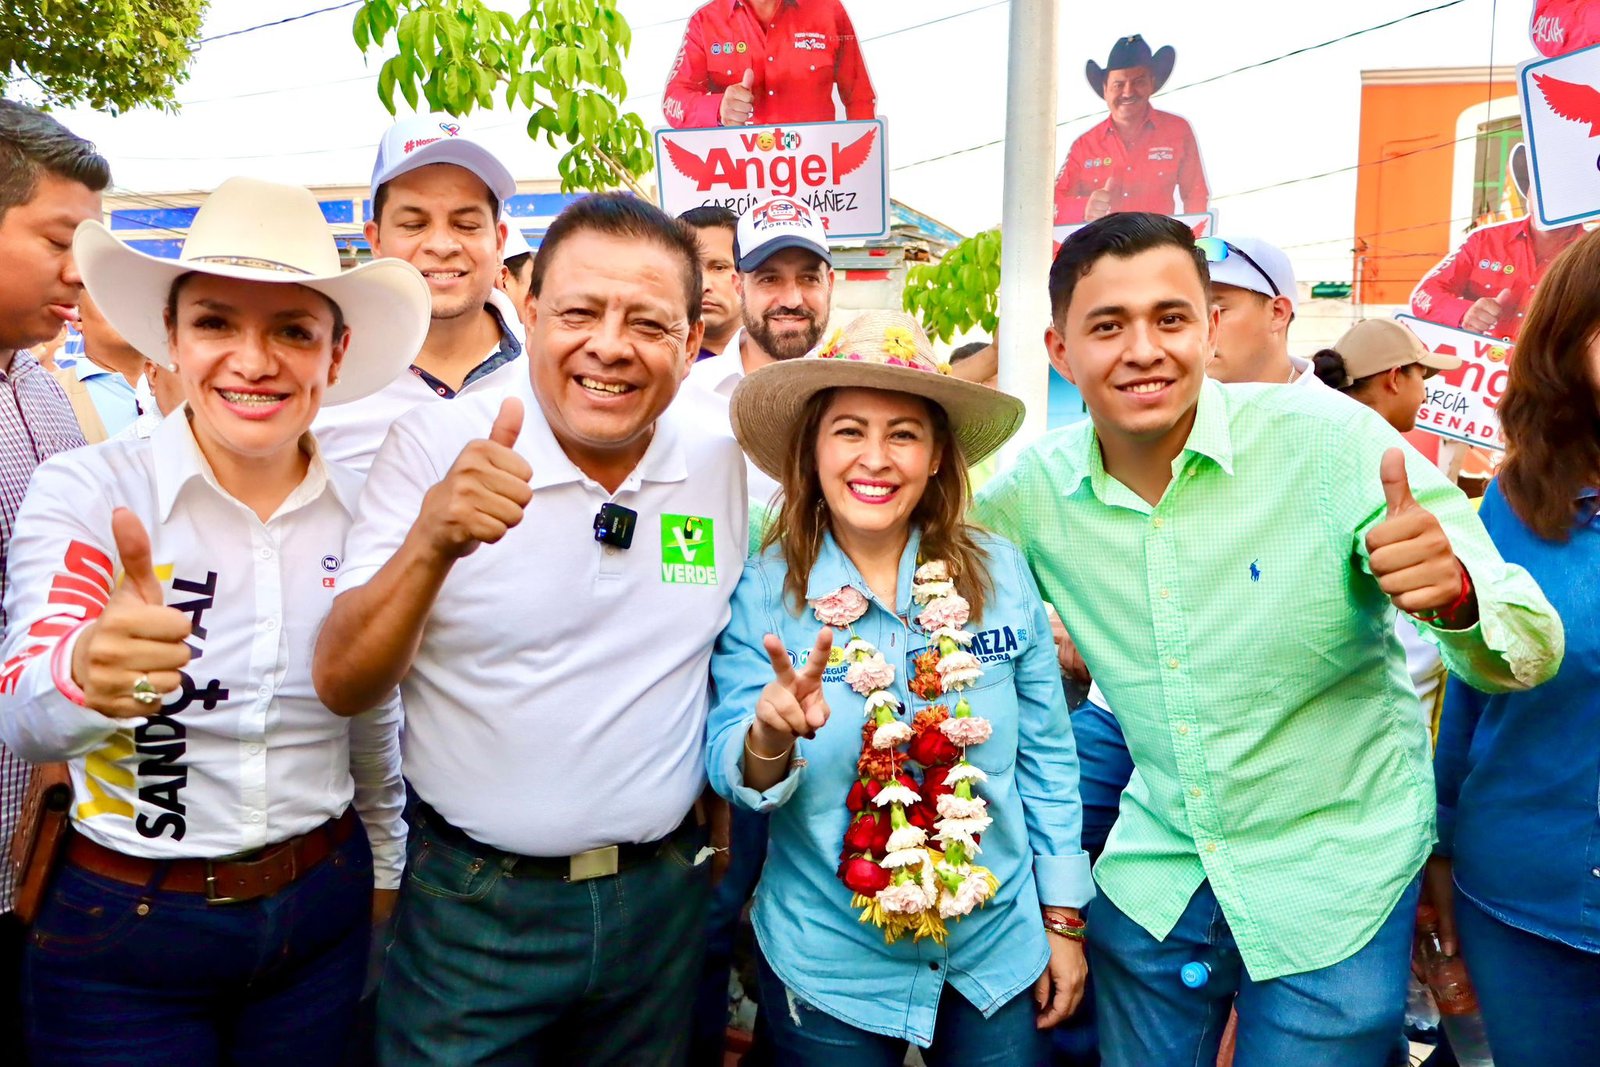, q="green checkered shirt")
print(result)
[975,379,1563,979]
